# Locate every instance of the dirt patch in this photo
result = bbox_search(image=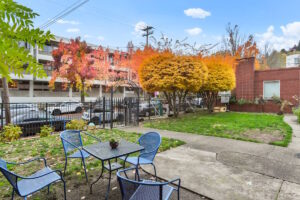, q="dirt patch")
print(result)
[241,129,284,143]
[8,170,210,200]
